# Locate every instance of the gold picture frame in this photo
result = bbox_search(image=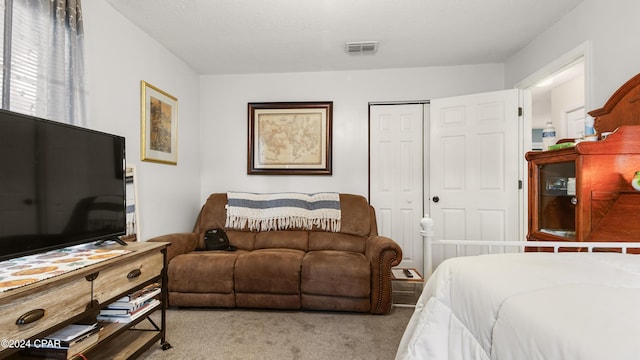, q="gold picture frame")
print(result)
[248,102,333,175]
[140,80,178,165]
